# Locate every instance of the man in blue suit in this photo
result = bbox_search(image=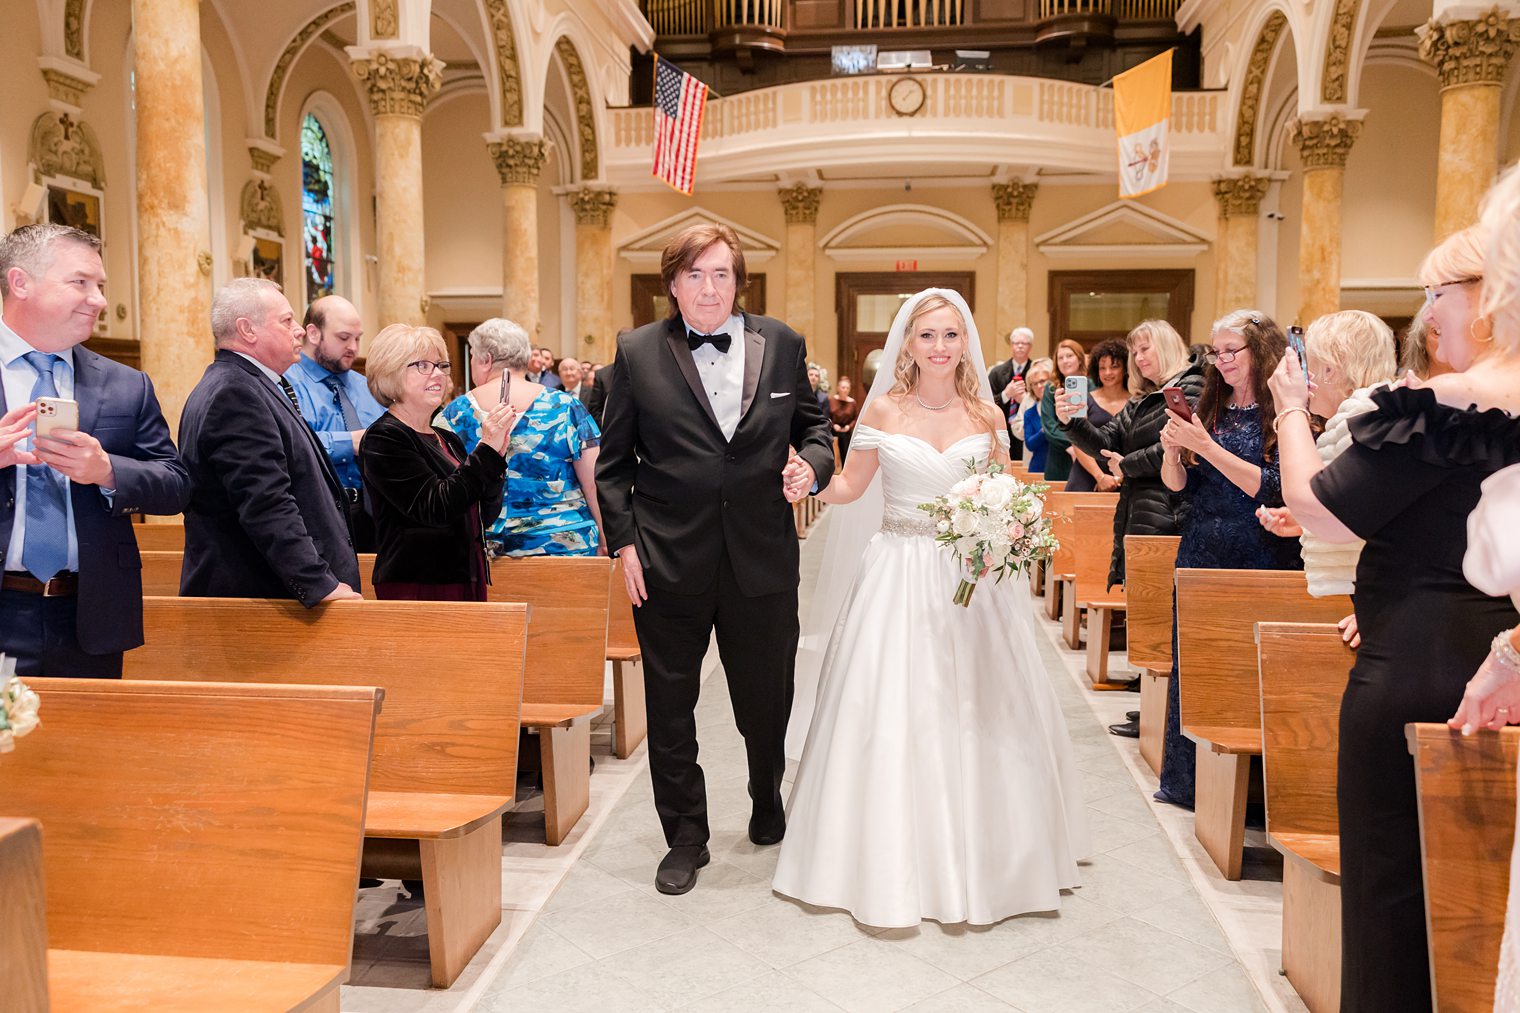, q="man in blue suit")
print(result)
[0,224,189,677]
